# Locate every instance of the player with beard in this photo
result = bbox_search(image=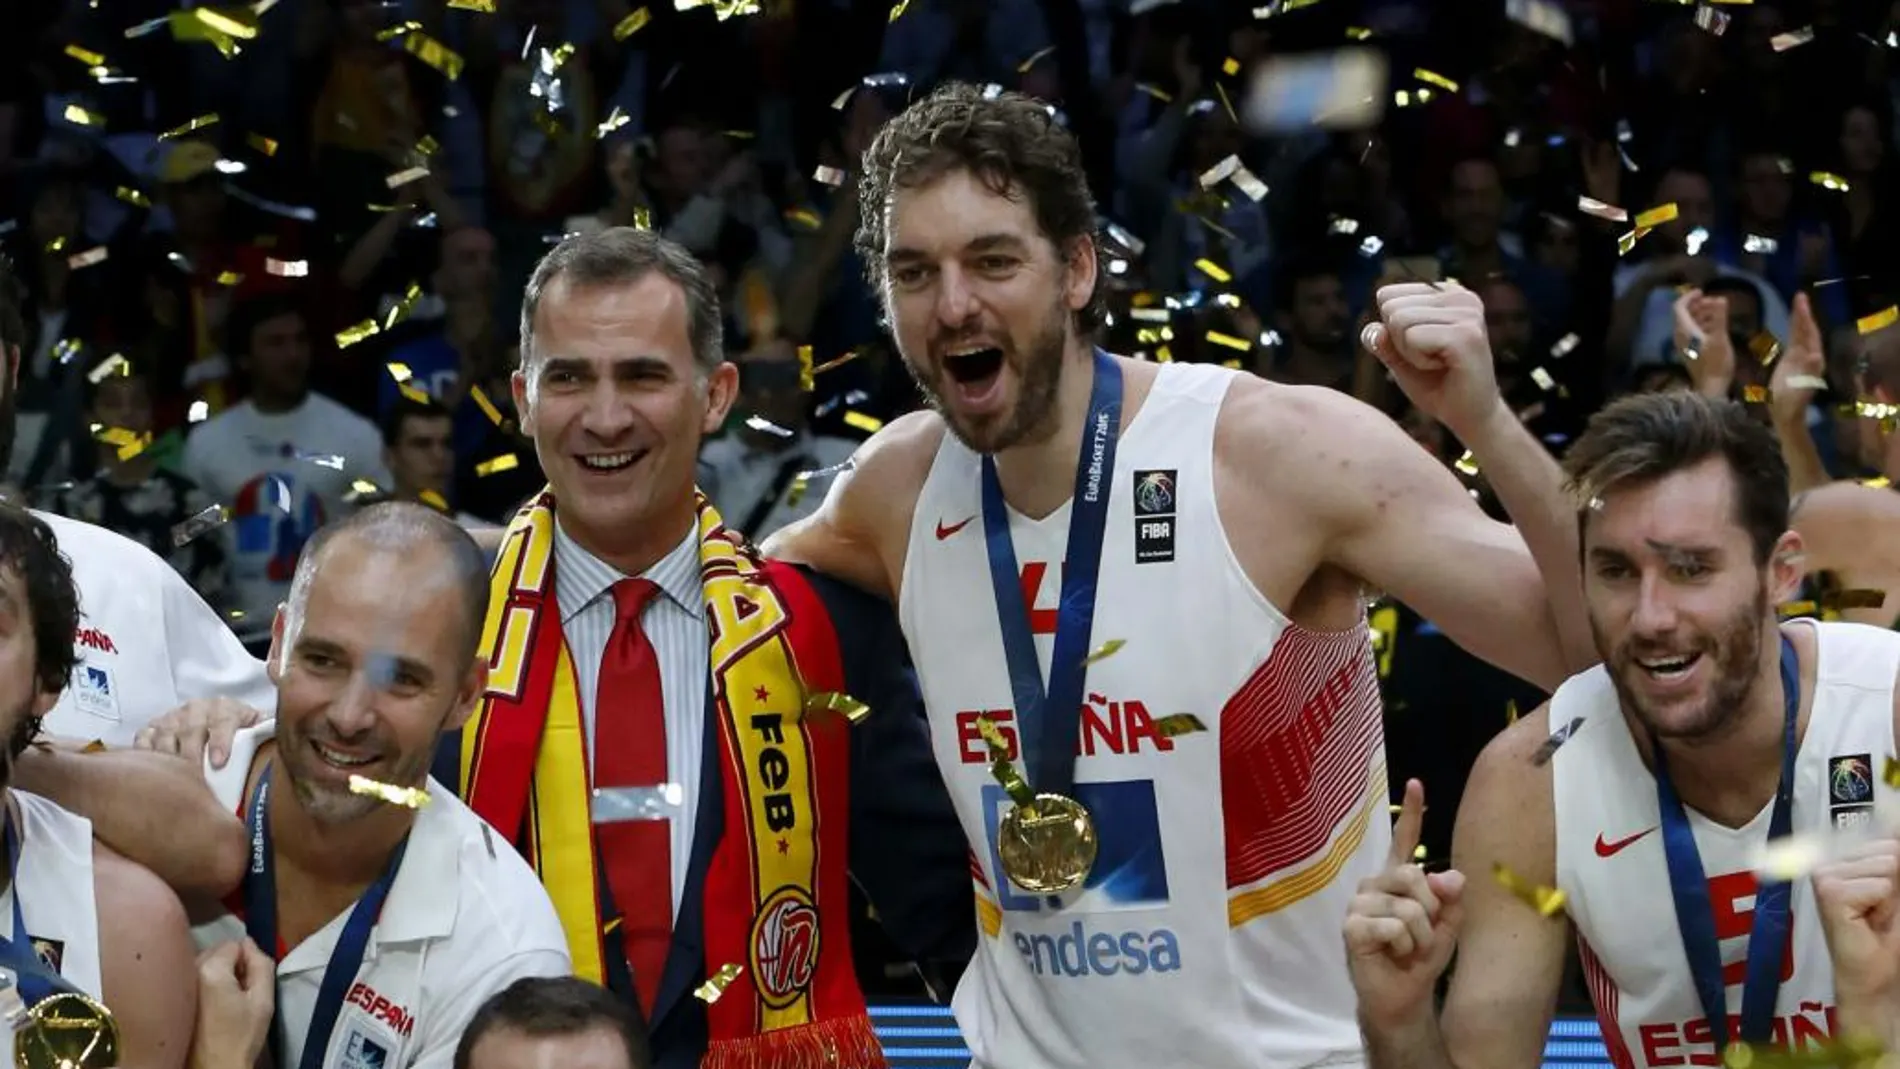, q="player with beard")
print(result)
[178,502,570,1068]
[0,501,198,1065]
[0,257,272,747]
[1347,390,1900,1069]
[764,82,1596,1069]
